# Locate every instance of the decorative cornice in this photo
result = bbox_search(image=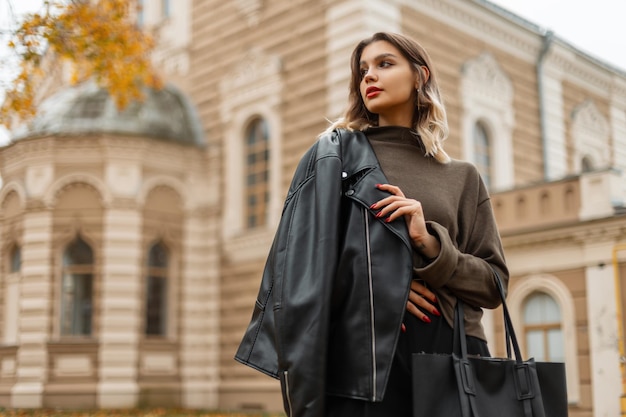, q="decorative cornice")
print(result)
[543,46,616,95]
[400,0,541,62]
[502,216,626,249]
